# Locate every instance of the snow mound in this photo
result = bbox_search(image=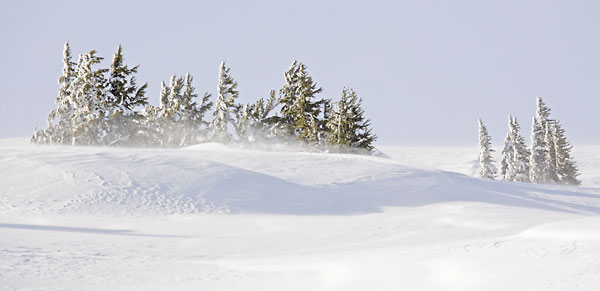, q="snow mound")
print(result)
[1,140,600,216]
